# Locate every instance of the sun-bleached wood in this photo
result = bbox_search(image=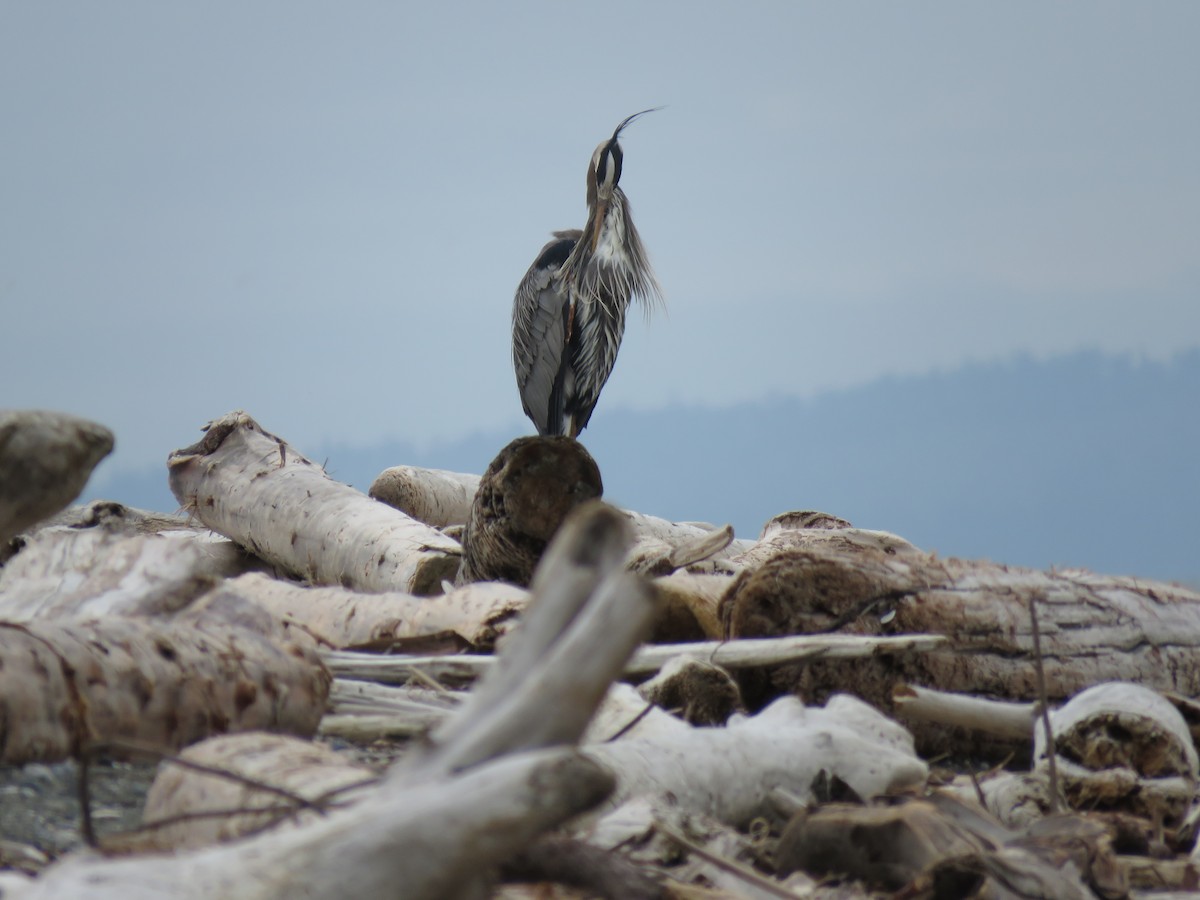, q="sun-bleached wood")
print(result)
[401,501,656,778]
[892,683,1036,740]
[0,526,253,620]
[369,465,480,529]
[0,410,114,546]
[9,501,640,899]
[0,599,329,764]
[167,411,461,595]
[321,632,947,689]
[138,732,376,851]
[12,749,612,900]
[212,572,527,650]
[650,570,735,639]
[581,694,927,828]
